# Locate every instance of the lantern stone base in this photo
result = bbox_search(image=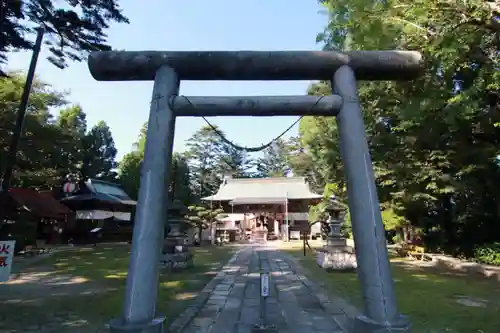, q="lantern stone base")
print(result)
[160,250,194,271]
[317,237,357,271]
[326,237,349,248]
[160,200,193,271]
